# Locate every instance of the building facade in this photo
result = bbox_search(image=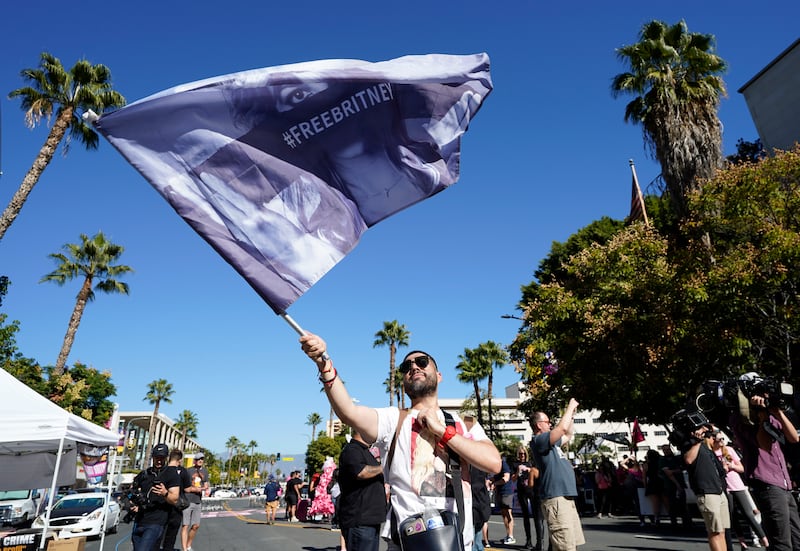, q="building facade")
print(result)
[739,38,800,153]
[117,411,202,470]
[439,384,672,464]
